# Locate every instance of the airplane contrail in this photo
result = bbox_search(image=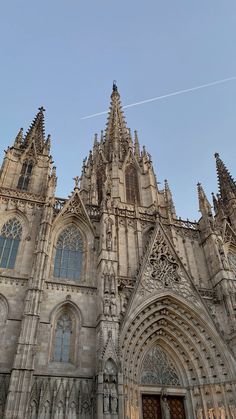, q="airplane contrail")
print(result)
[81,76,236,120]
